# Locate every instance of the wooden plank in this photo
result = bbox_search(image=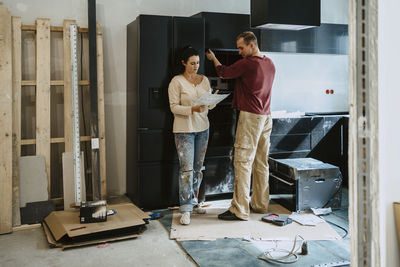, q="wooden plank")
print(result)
[35,18,51,197]
[349,1,380,265]
[12,16,22,226]
[97,22,107,199]
[78,27,88,33]
[51,80,64,86]
[21,25,36,31]
[21,80,36,86]
[63,20,76,153]
[22,25,88,33]
[21,136,91,145]
[21,139,36,145]
[0,6,13,234]
[13,223,42,232]
[79,80,90,86]
[21,80,90,86]
[51,26,63,32]
[13,223,41,232]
